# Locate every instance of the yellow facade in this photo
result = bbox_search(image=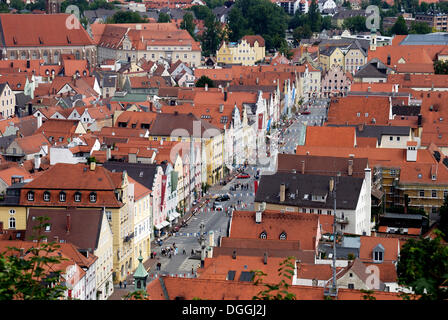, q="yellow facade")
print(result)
[216,39,265,66]
[132,192,151,271]
[0,206,27,232]
[320,47,345,72]
[149,135,224,186]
